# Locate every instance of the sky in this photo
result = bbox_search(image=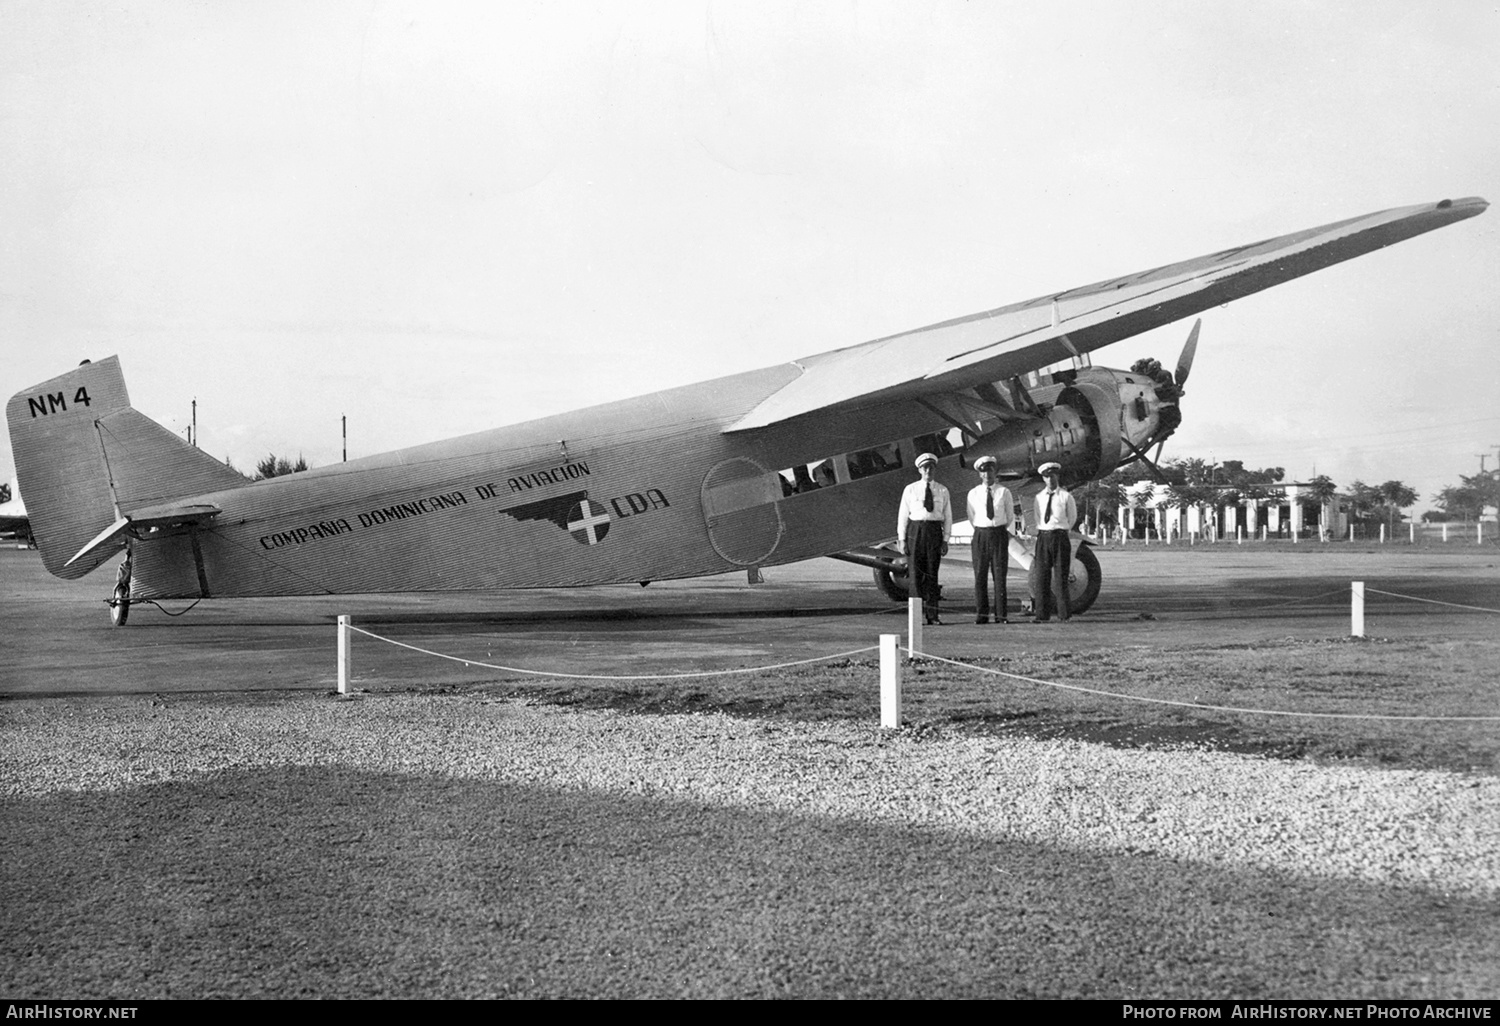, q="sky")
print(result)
[3,0,1497,513]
